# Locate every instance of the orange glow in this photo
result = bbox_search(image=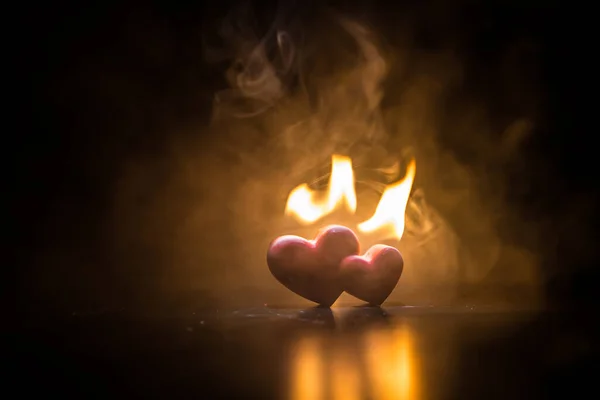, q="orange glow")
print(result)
[288,326,419,400]
[357,159,416,240]
[285,155,357,224]
[331,346,362,400]
[289,336,324,400]
[363,326,418,400]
